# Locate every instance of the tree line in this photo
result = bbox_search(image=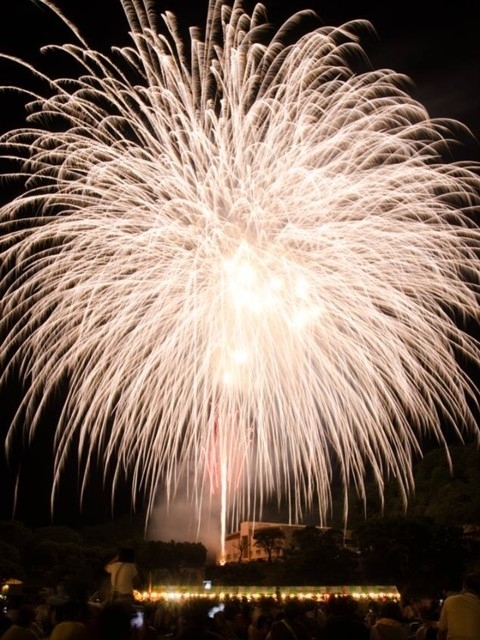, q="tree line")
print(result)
[0,516,207,599]
[1,444,479,598]
[208,516,475,597]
